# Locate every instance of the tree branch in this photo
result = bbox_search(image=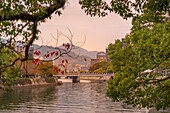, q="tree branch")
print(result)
[10,22,30,43]
[0,57,20,73]
[21,21,37,61]
[1,0,65,21]
[148,76,170,84]
[0,43,22,58]
[137,76,170,84]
